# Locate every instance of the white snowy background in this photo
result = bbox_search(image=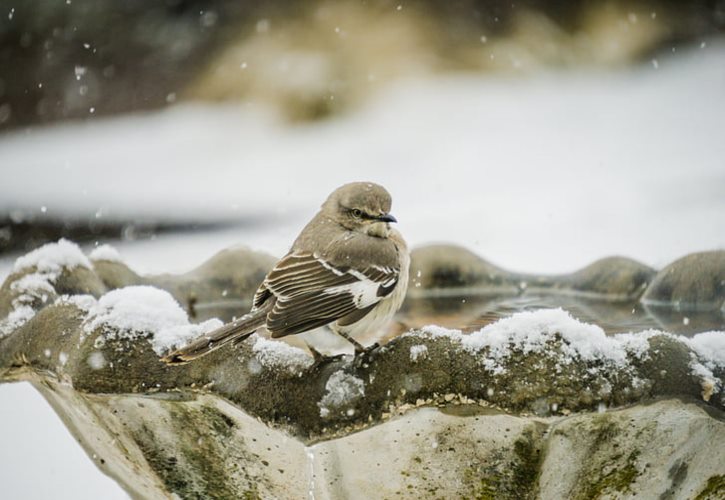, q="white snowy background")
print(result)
[0,41,724,499]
